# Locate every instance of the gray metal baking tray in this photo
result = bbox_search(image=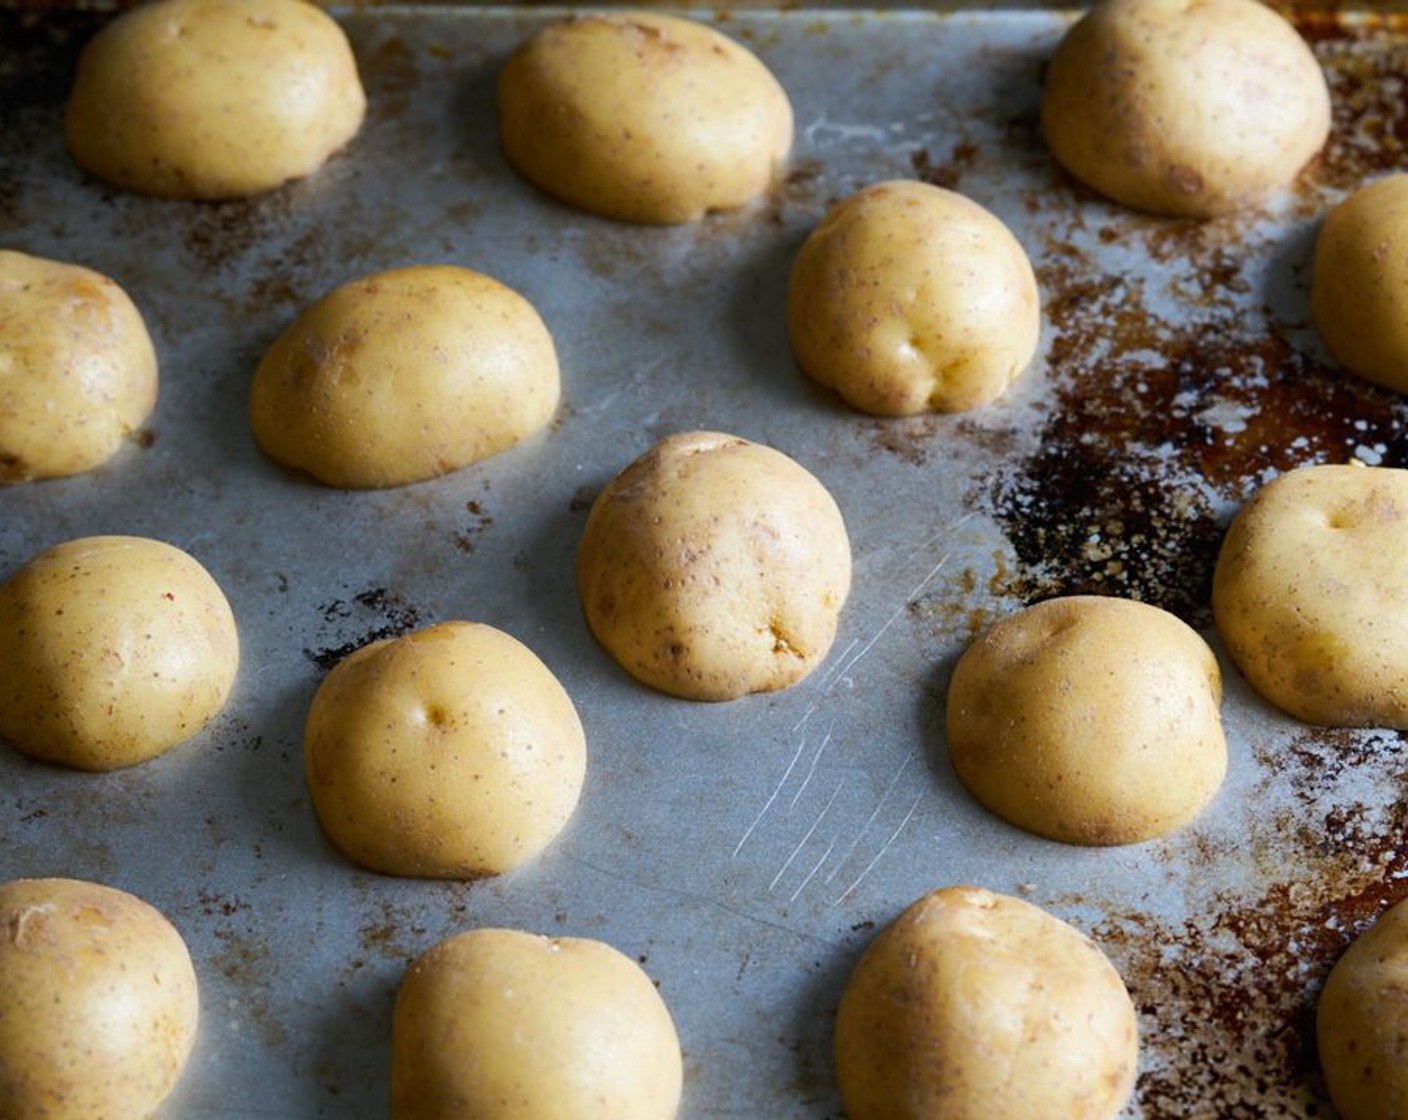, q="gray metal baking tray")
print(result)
[3,5,1407,1116]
